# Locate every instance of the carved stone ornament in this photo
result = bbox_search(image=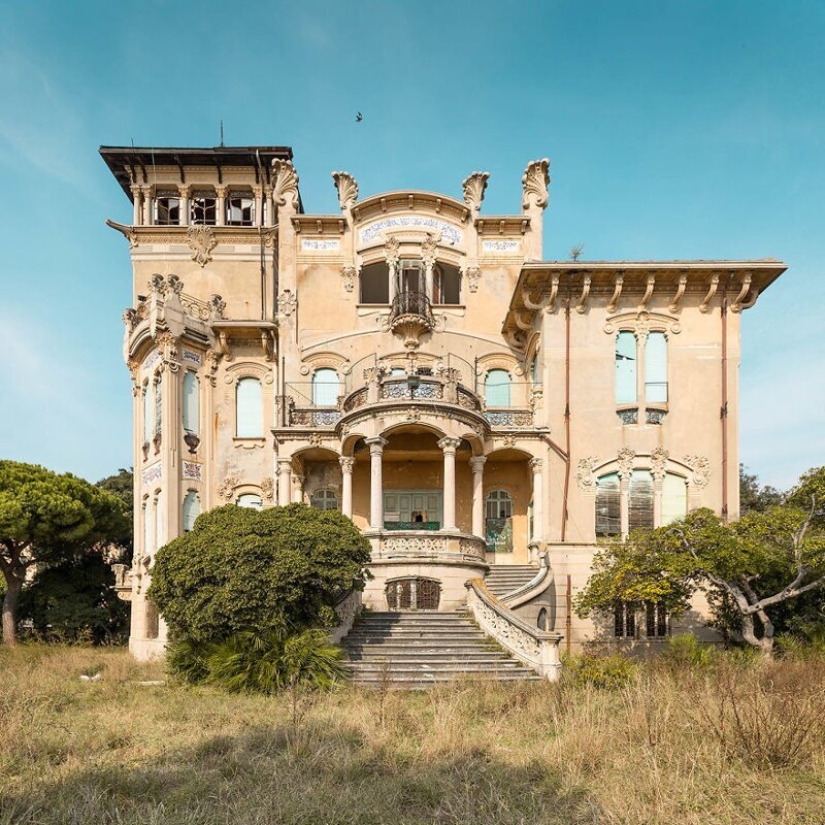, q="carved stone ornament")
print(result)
[421,233,439,266]
[271,159,300,209]
[208,294,226,320]
[205,348,222,386]
[616,447,636,478]
[462,171,489,212]
[218,475,238,500]
[279,289,297,317]
[261,477,275,503]
[651,447,670,480]
[465,266,481,293]
[149,273,166,296]
[521,158,550,210]
[576,456,599,492]
[155,330,179,372]
[340,265,356,293]
[683,454,711,489]
[309,432,323,447]
[332,171,359,211]
[384,235,400,268]
[166,274,184,295]
[187,225,217,267]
